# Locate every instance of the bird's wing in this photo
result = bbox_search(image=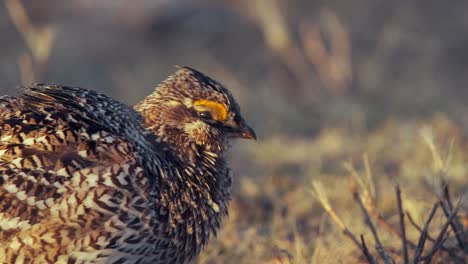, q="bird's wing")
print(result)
[0,86,150,262]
